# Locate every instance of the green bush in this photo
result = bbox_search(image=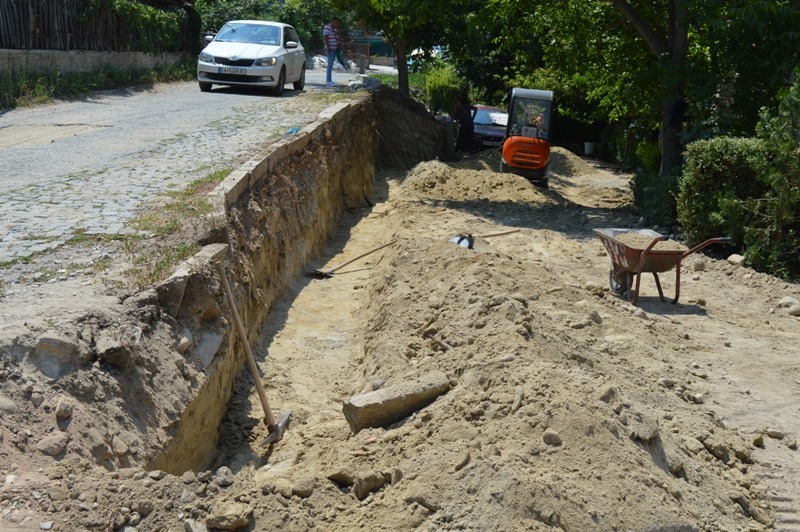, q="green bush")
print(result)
[425,64,464,114]
[632,170,679,229]
[676,137,767,246]
[676,70,800,279]
[745,71,800,277]
[0,62,195,110]
[635,141,661,173]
